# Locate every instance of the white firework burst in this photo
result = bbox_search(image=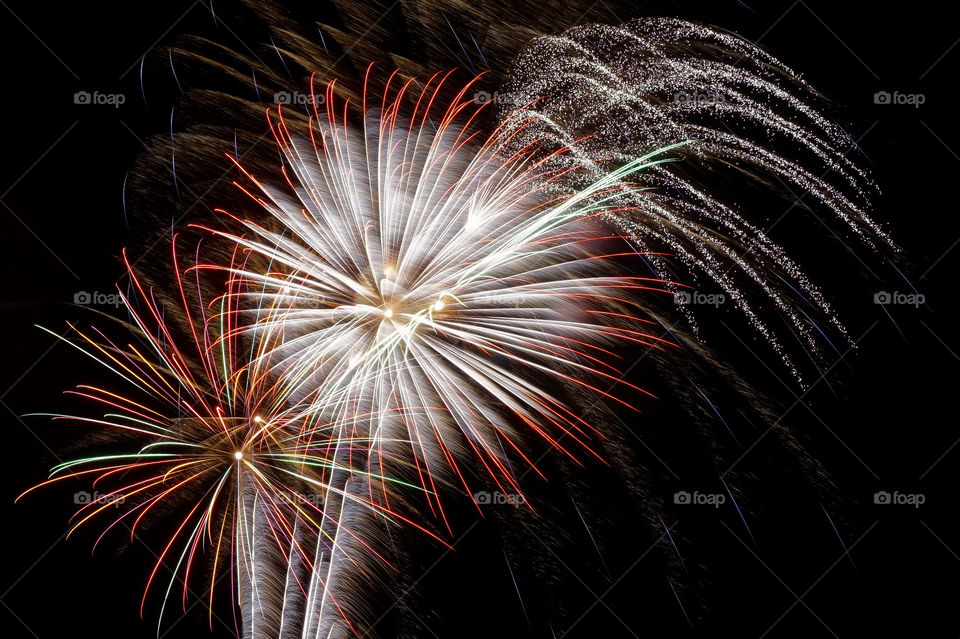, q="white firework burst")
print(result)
[498,18,893,380]
[199,71,681,515]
